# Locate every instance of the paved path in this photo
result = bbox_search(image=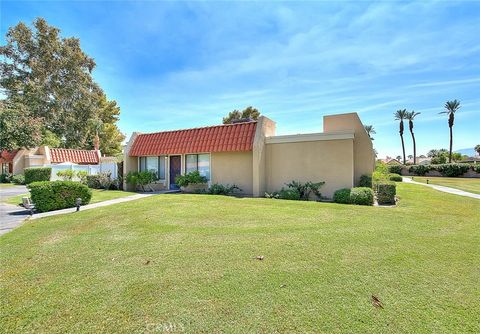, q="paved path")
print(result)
[403,177,480,199]
[0,185,30,236]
